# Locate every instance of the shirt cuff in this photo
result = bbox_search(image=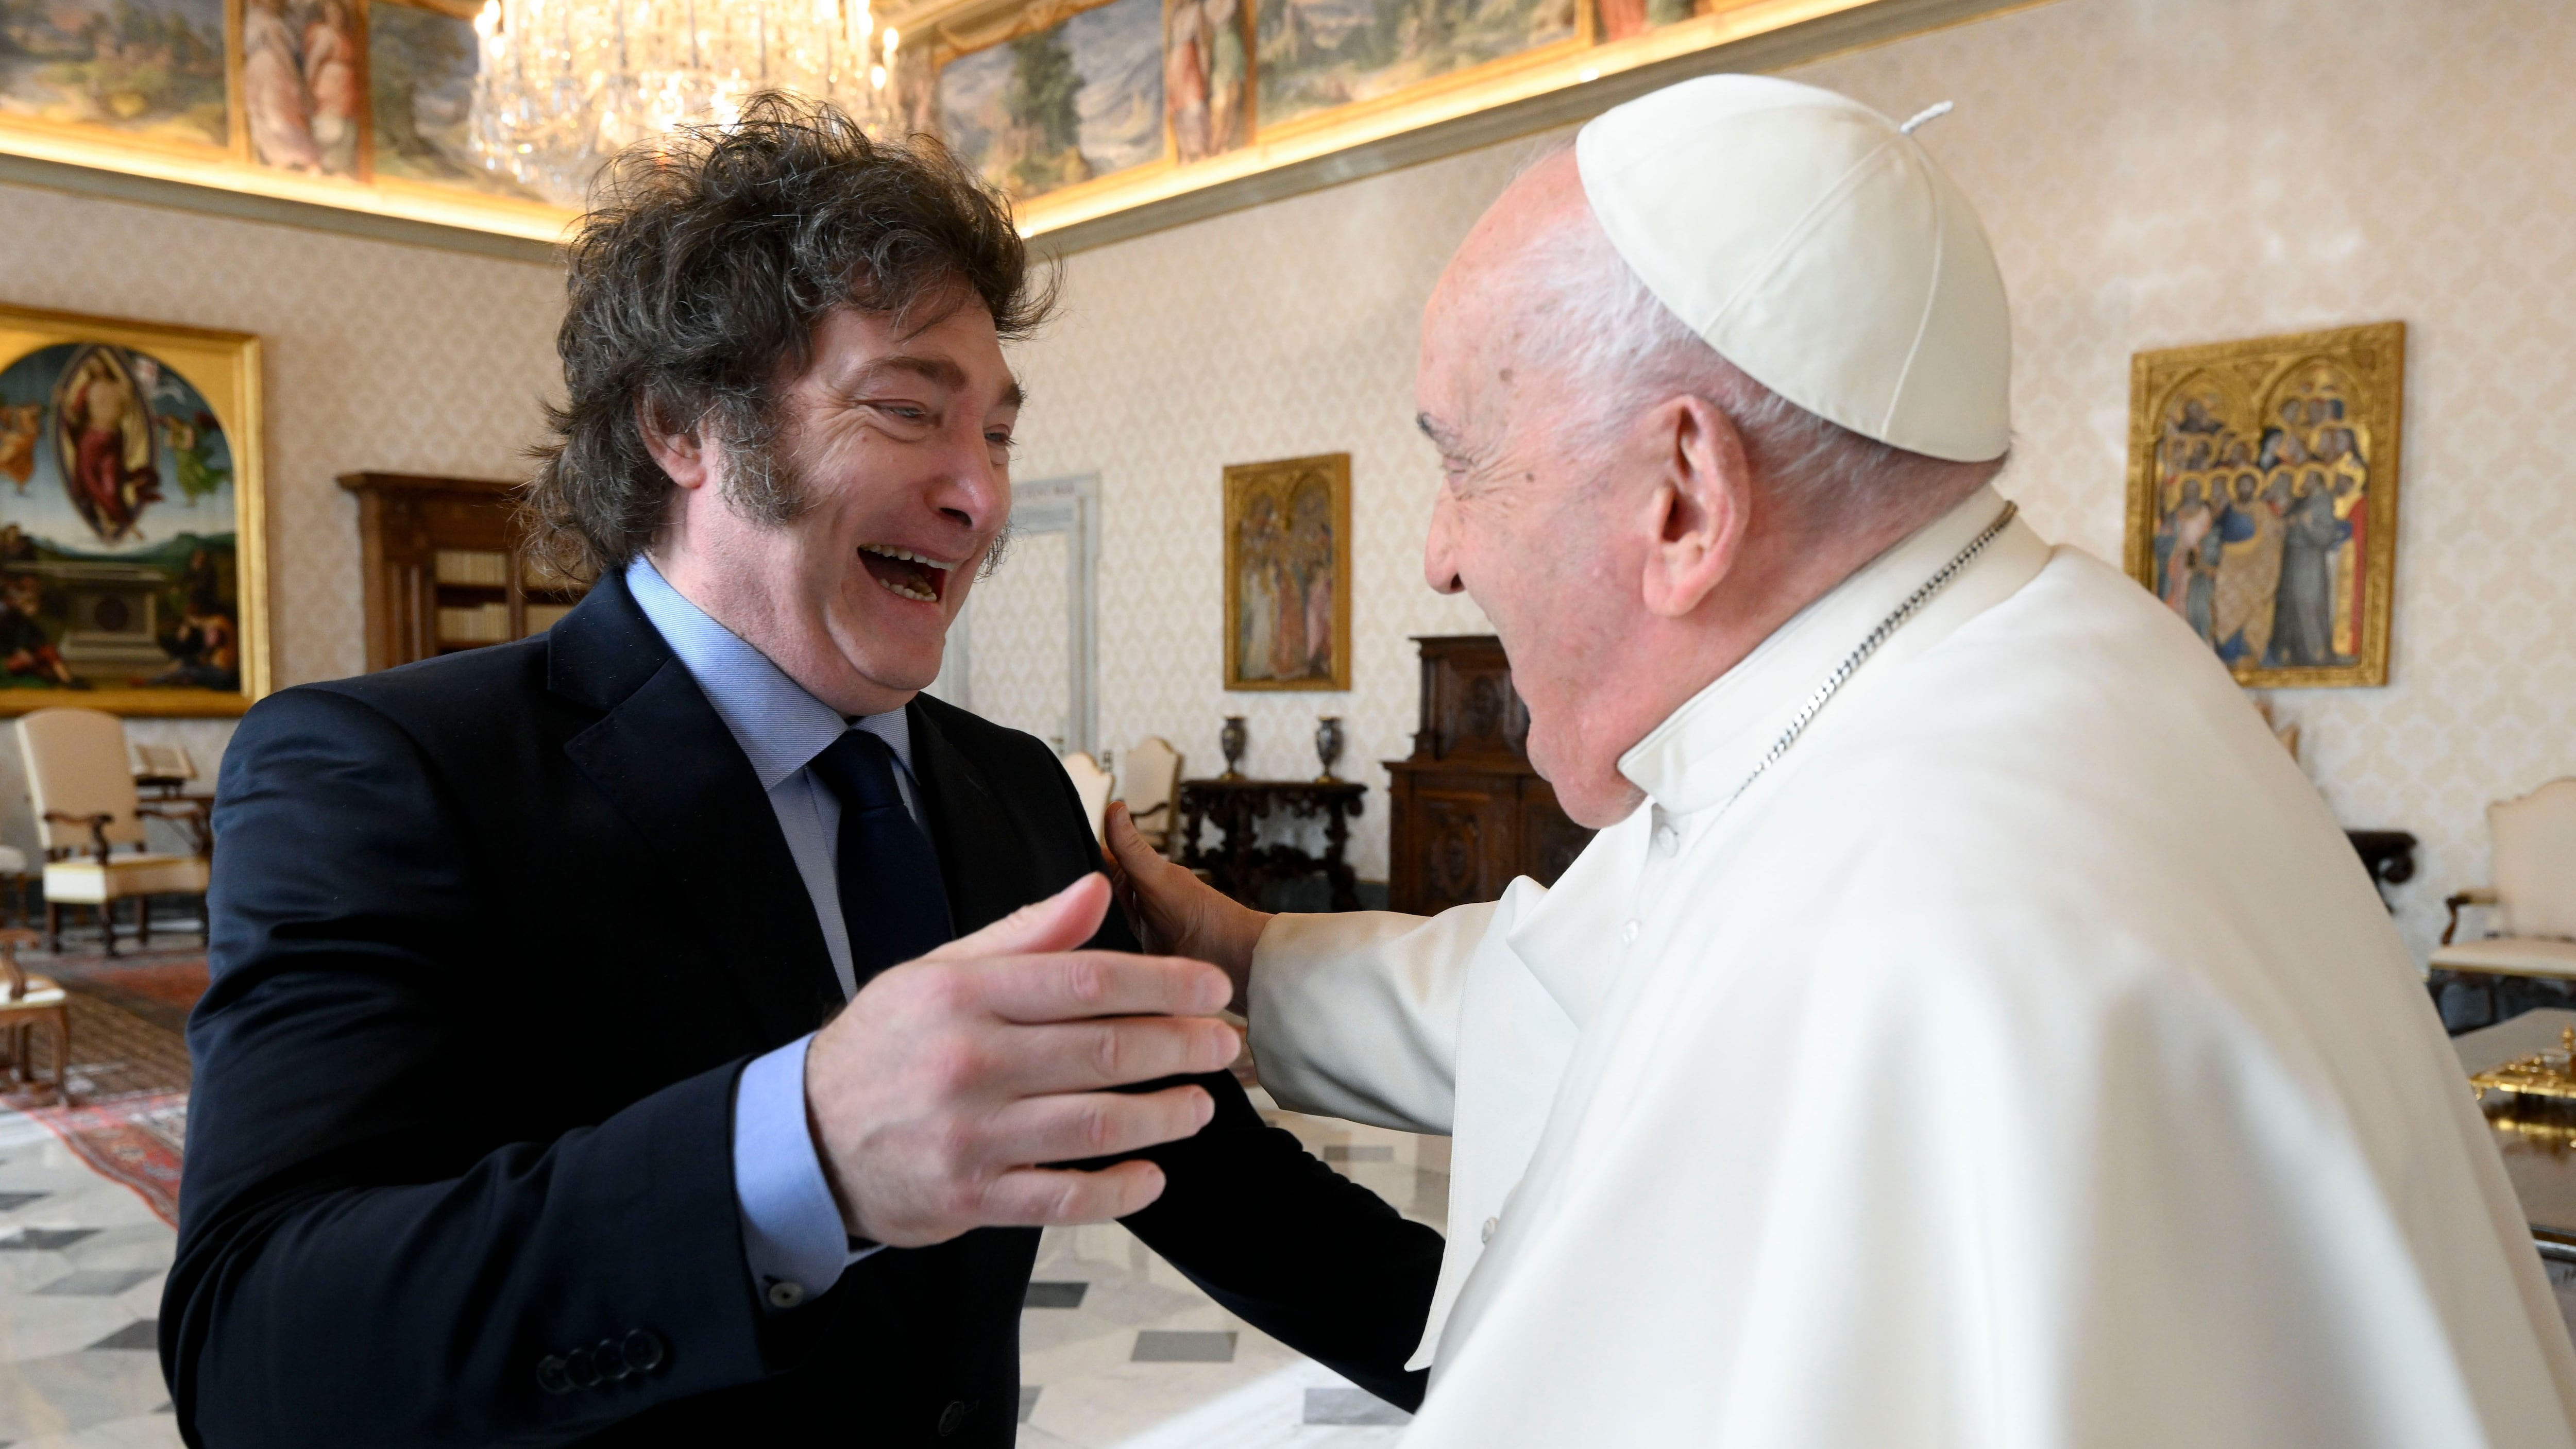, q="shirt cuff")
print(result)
[733,1035,883,1311]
